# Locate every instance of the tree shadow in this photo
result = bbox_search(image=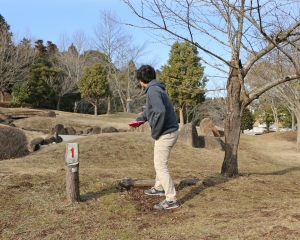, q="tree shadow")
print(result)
[246,166,300,176]
[80,166,300,204]
[80,184,119,202]
[177,174,232,204]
